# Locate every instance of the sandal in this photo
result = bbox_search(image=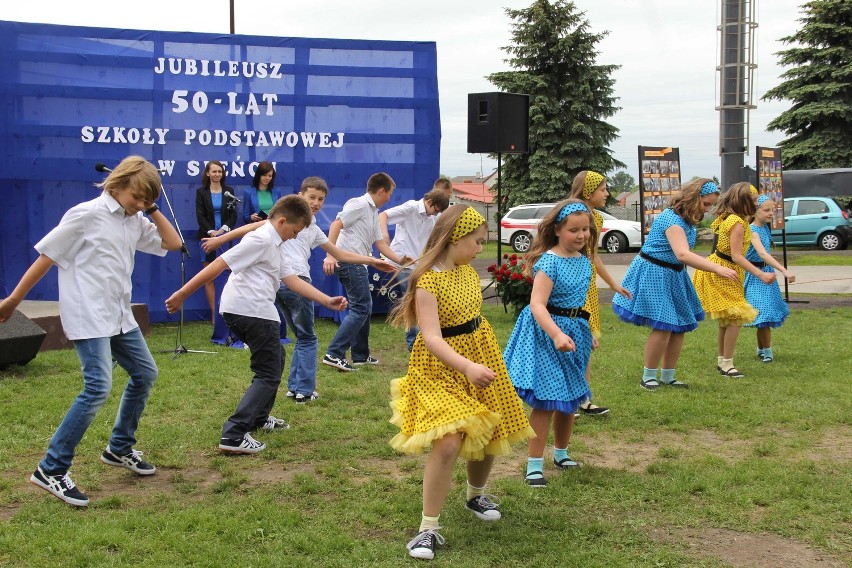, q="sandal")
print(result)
[579,402,610,416]
[553,457,580,469]
[640,379,660,391]
[660,378,689,388]
[719,367,744,378]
